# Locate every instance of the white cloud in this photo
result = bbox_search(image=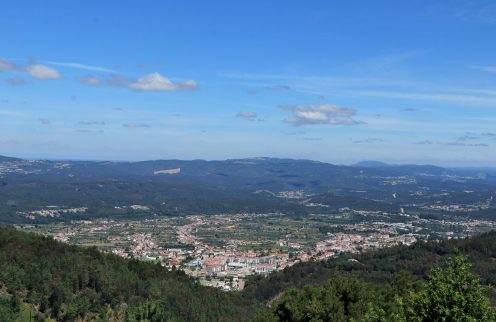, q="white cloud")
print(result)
[26,64,62,79]
[129,72,197,91]
[279,104,363,126]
